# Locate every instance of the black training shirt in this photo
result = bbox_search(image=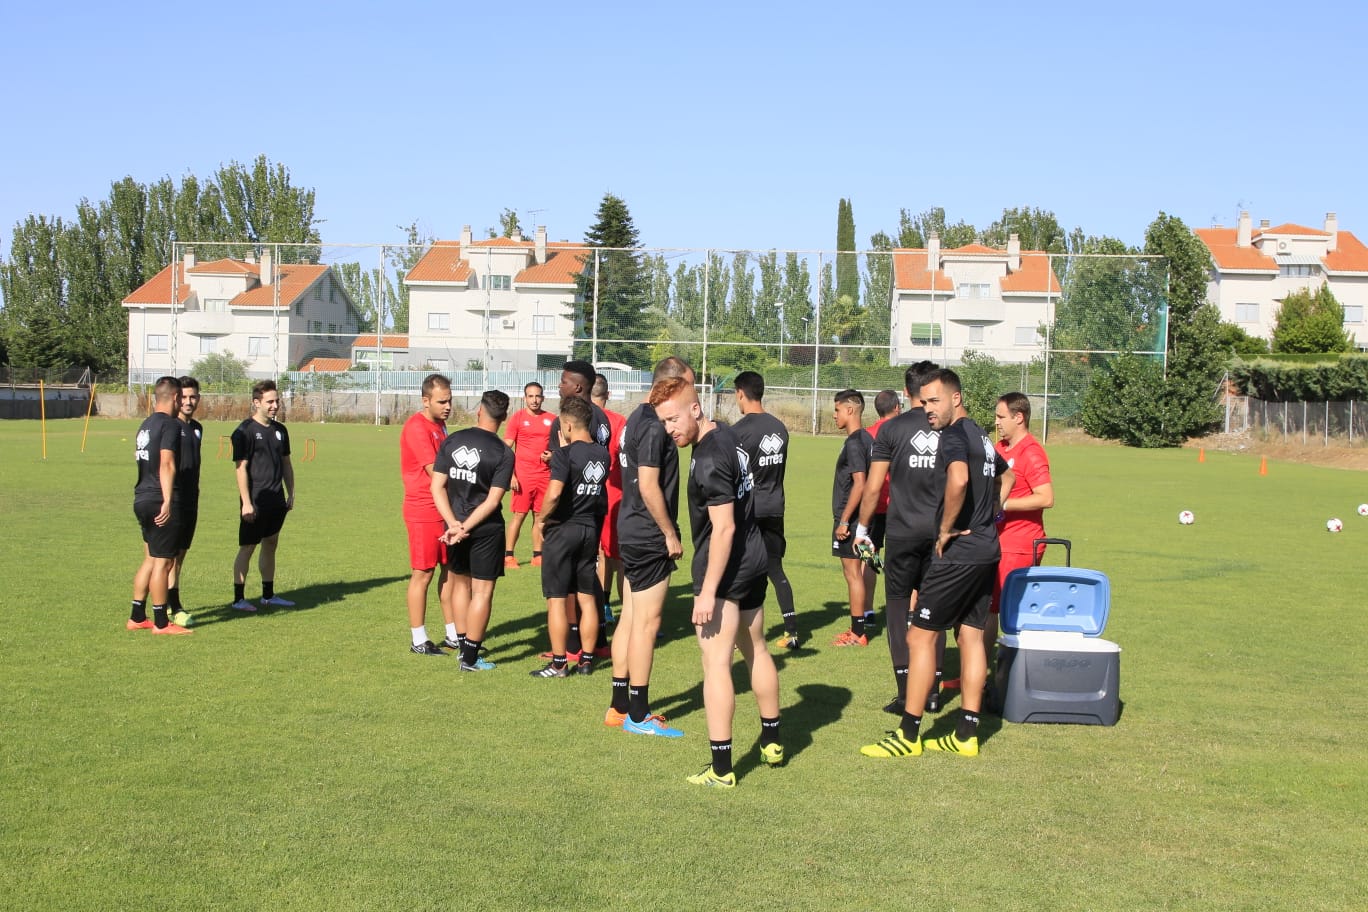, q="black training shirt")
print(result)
[178,418,203,505]
[231,417,291,506]
[833,427,872,519]
[547,402,612,455]
[134,412,181,505]
[617,403,680,546]
[933,417,1009,565]
[433,426,515,537]
[733,411,788,519]
[546,440,609,530]
[870,407,942,541]
[687,423,765,586]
